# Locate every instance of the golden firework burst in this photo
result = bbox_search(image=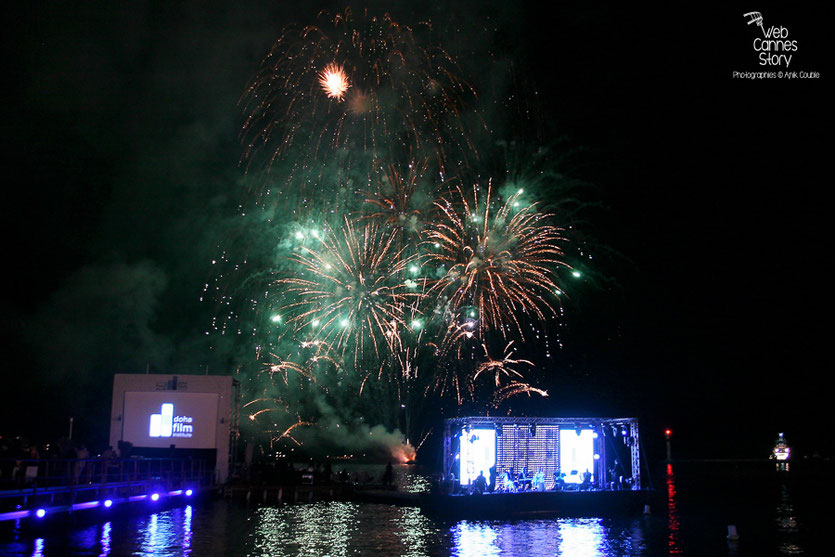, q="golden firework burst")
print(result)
[318,63,350,100]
